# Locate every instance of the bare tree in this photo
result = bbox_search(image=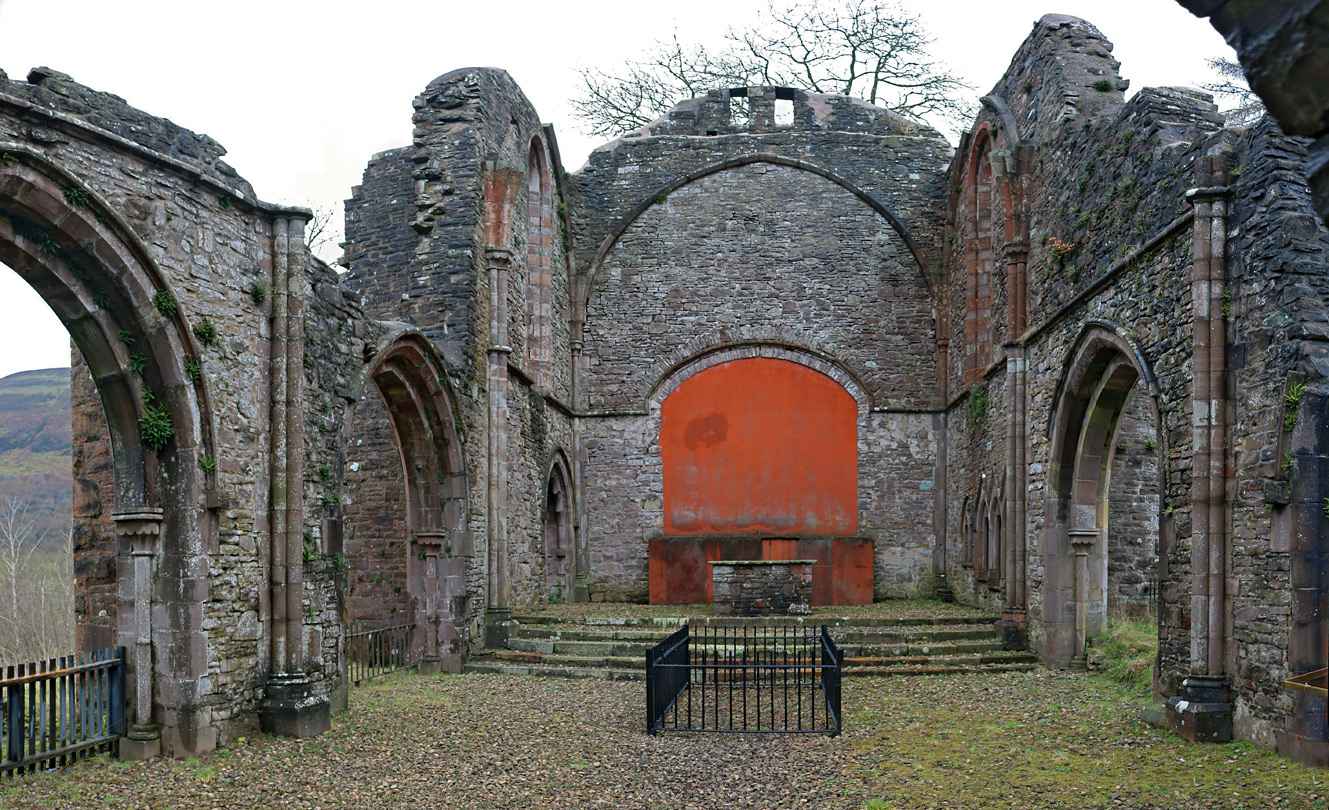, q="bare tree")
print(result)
[572,0,973,138]
[1202,56,1265,126]
[0,488,73,665]
[305,204,343,268]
